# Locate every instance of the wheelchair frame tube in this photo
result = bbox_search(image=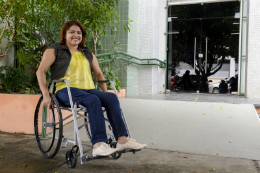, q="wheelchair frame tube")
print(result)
[51,80,85,164]
[109,81,132,139]
[51,79,132,158]
[64,80,84,164]
[41,107,47,139]
[73,104,84,164]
